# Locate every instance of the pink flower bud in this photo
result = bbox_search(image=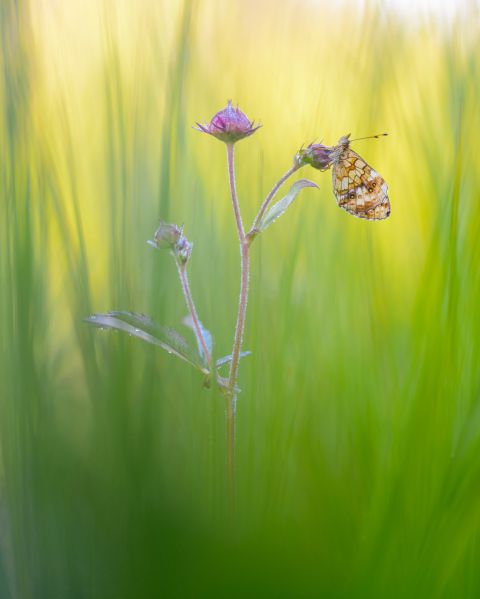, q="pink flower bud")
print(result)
[195,100,261,144]
[296,143,333,171]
